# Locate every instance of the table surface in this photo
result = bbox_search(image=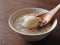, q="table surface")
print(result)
[0,0,60,45]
